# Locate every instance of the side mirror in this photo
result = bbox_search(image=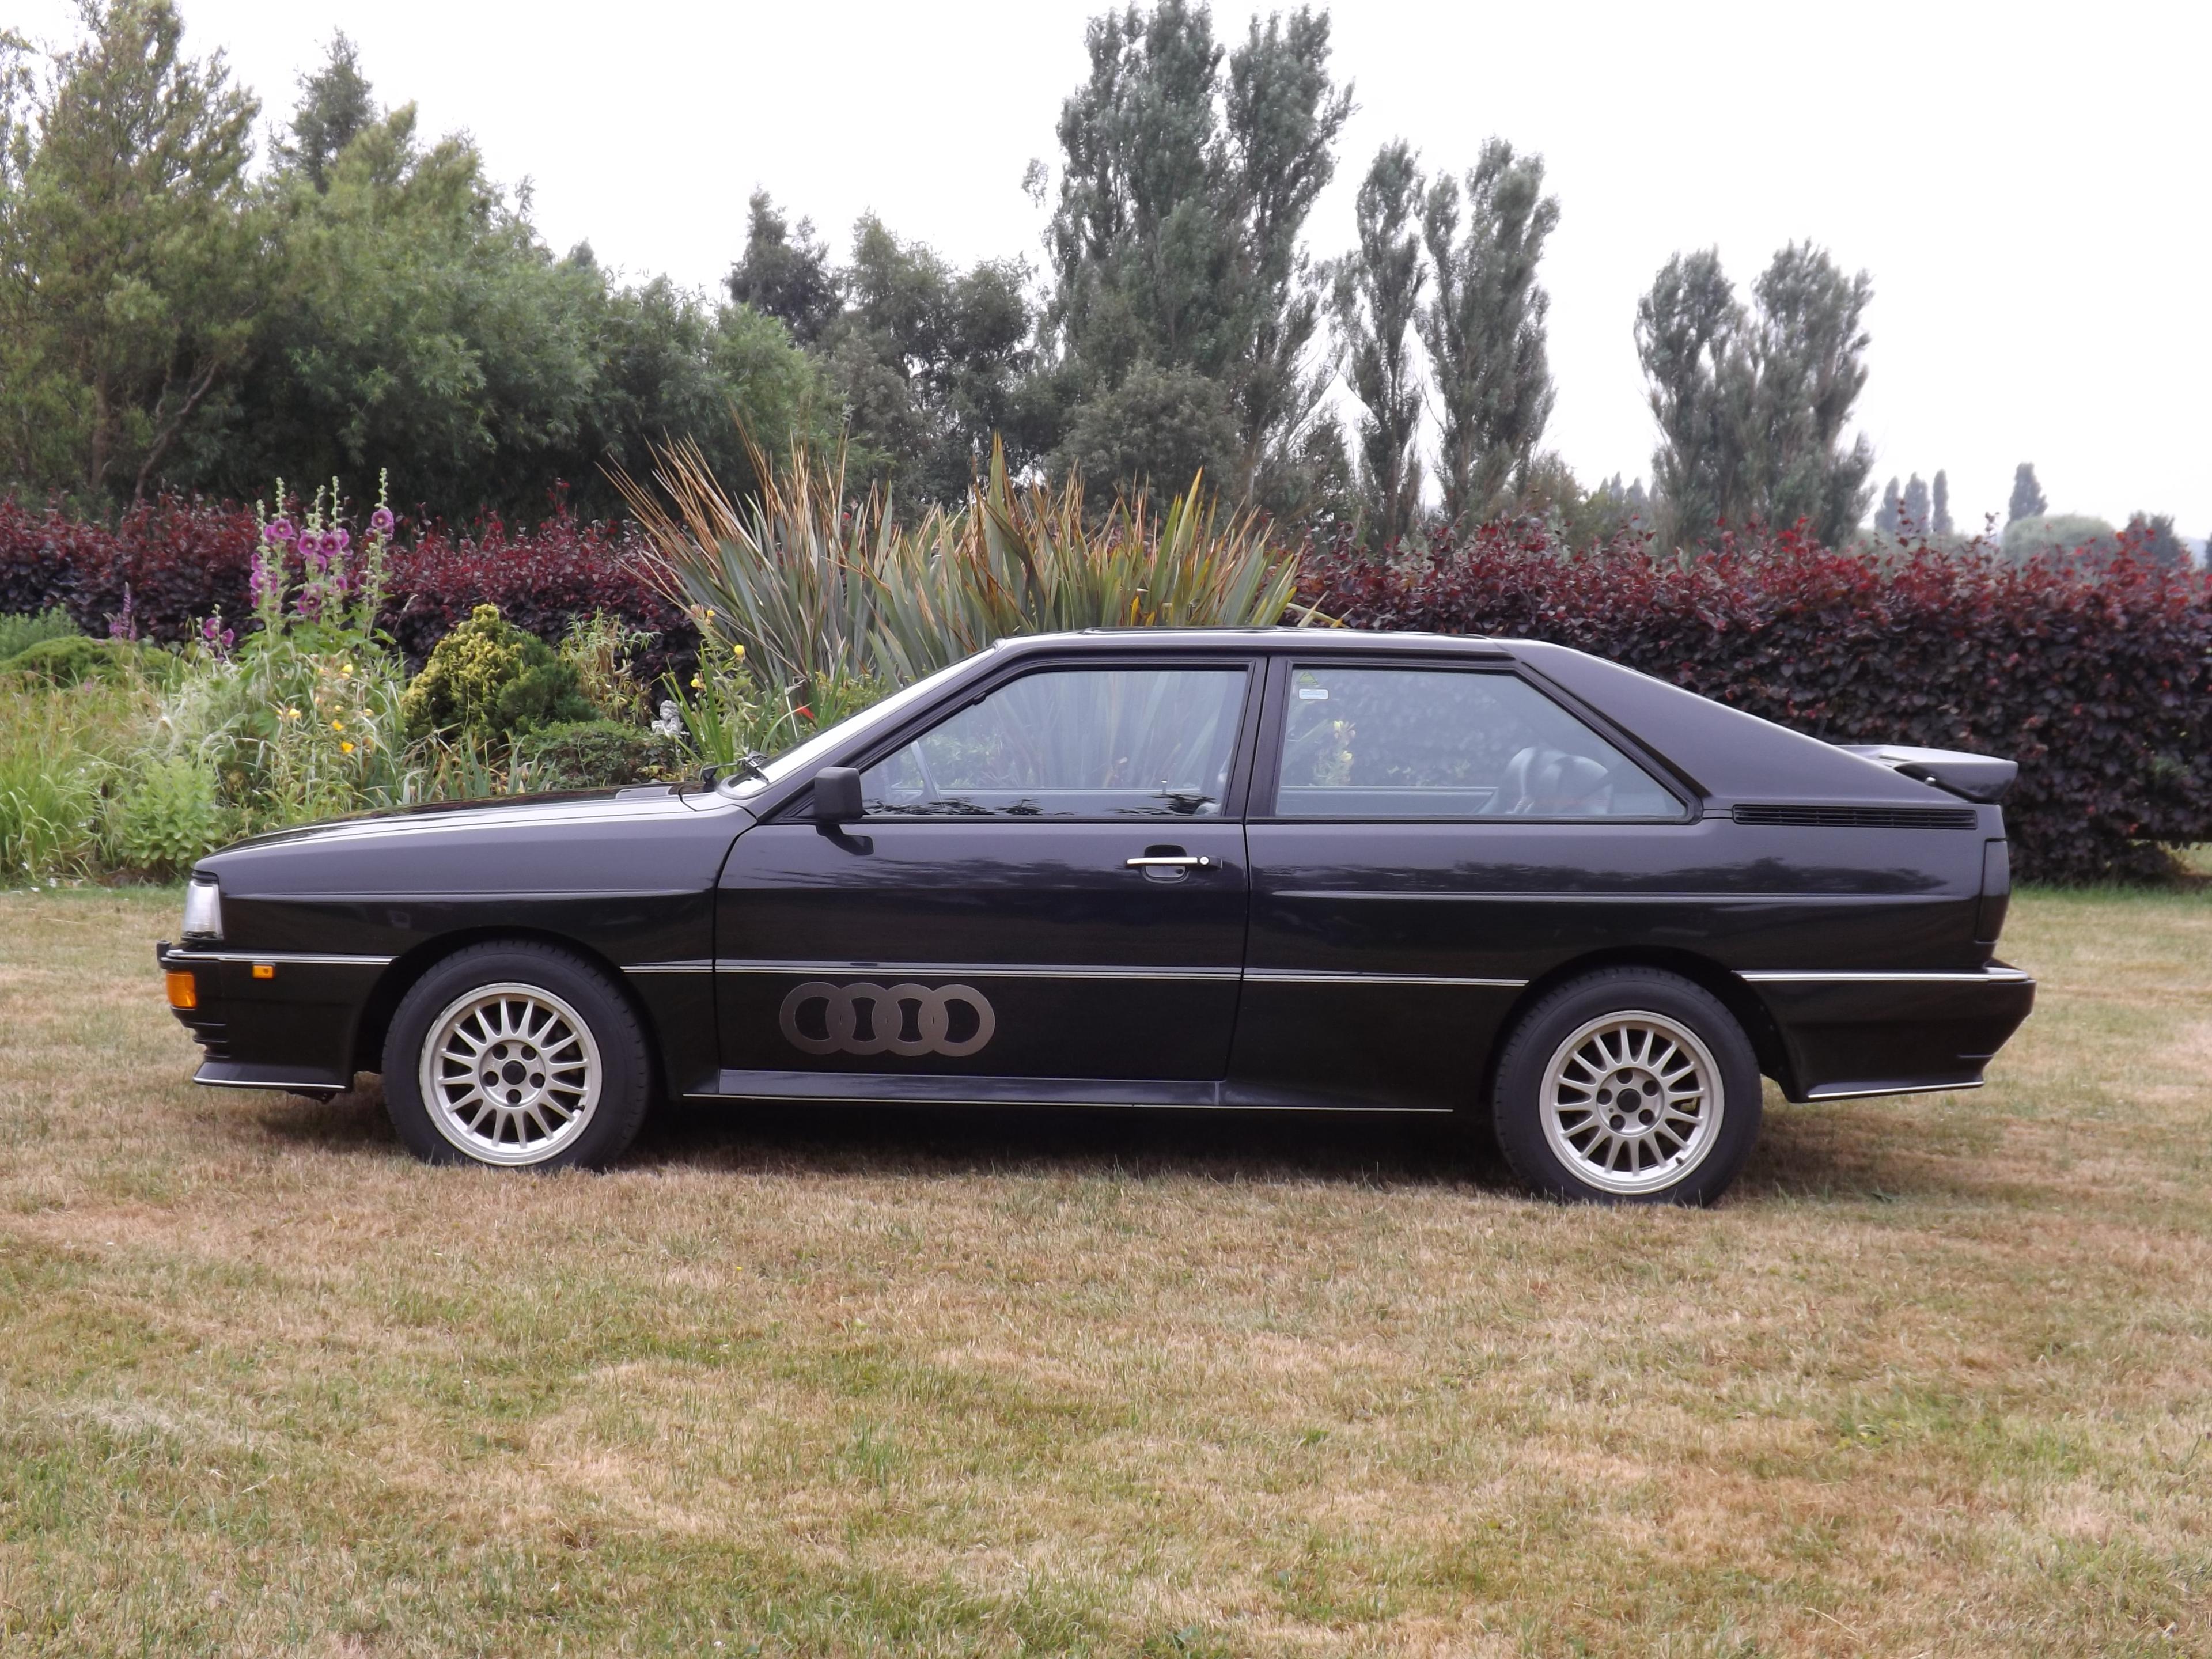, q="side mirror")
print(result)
[811,766,865,824]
